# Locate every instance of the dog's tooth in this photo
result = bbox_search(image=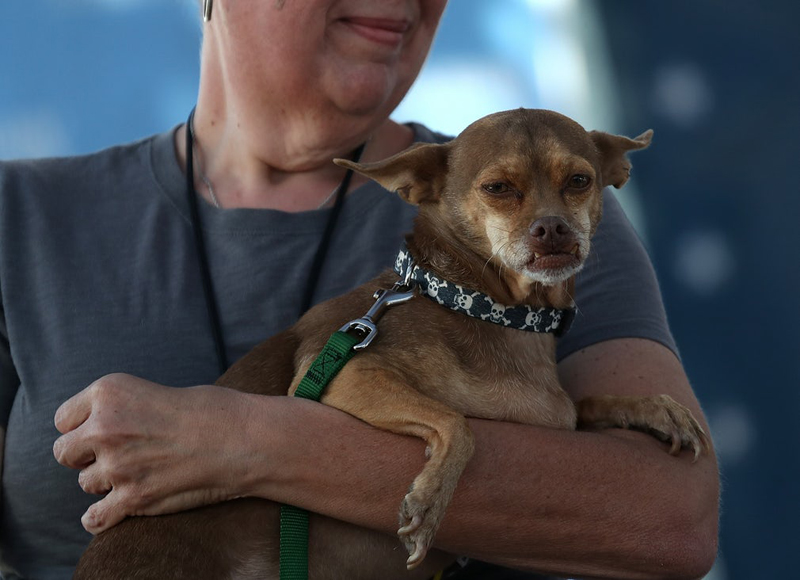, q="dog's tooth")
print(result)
[534,252,542,260]
[570,245,579,255]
